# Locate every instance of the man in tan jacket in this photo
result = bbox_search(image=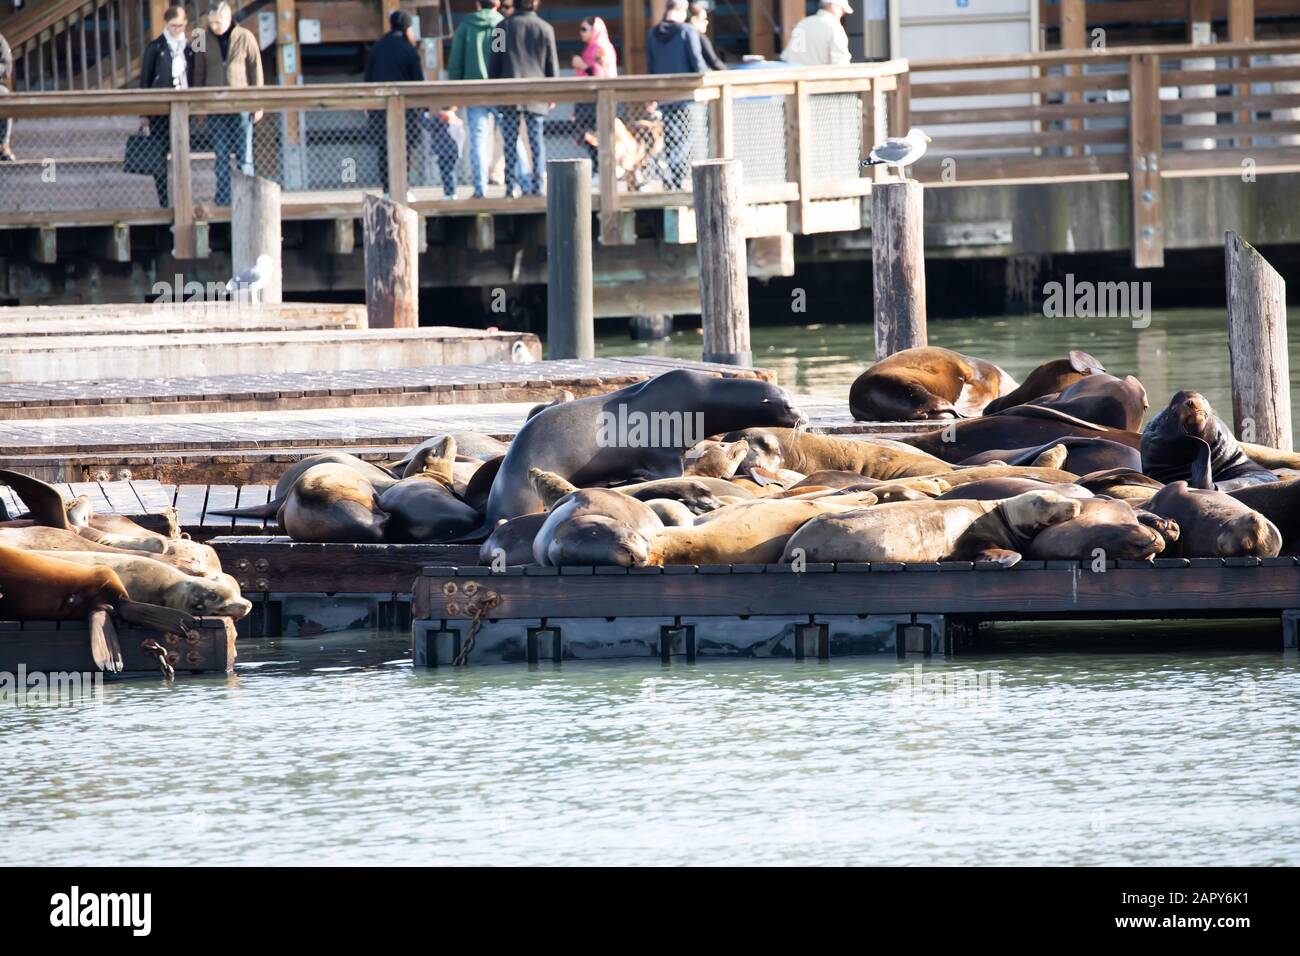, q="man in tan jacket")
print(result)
[780,0,852,67]
[194,1,265,205]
